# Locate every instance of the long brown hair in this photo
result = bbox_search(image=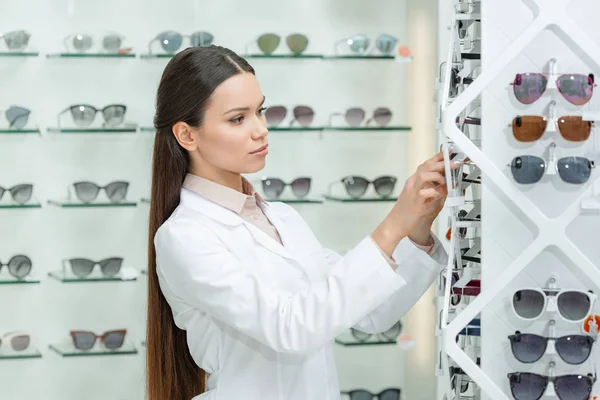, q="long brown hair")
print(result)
[146,45,255,400]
